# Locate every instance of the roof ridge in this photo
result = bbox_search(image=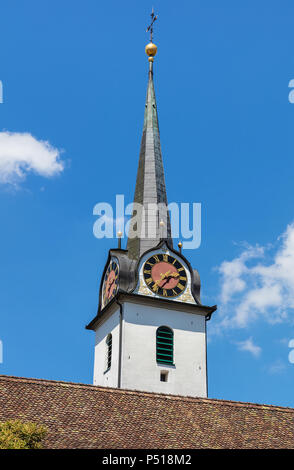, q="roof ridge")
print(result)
[1,374,293,413]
